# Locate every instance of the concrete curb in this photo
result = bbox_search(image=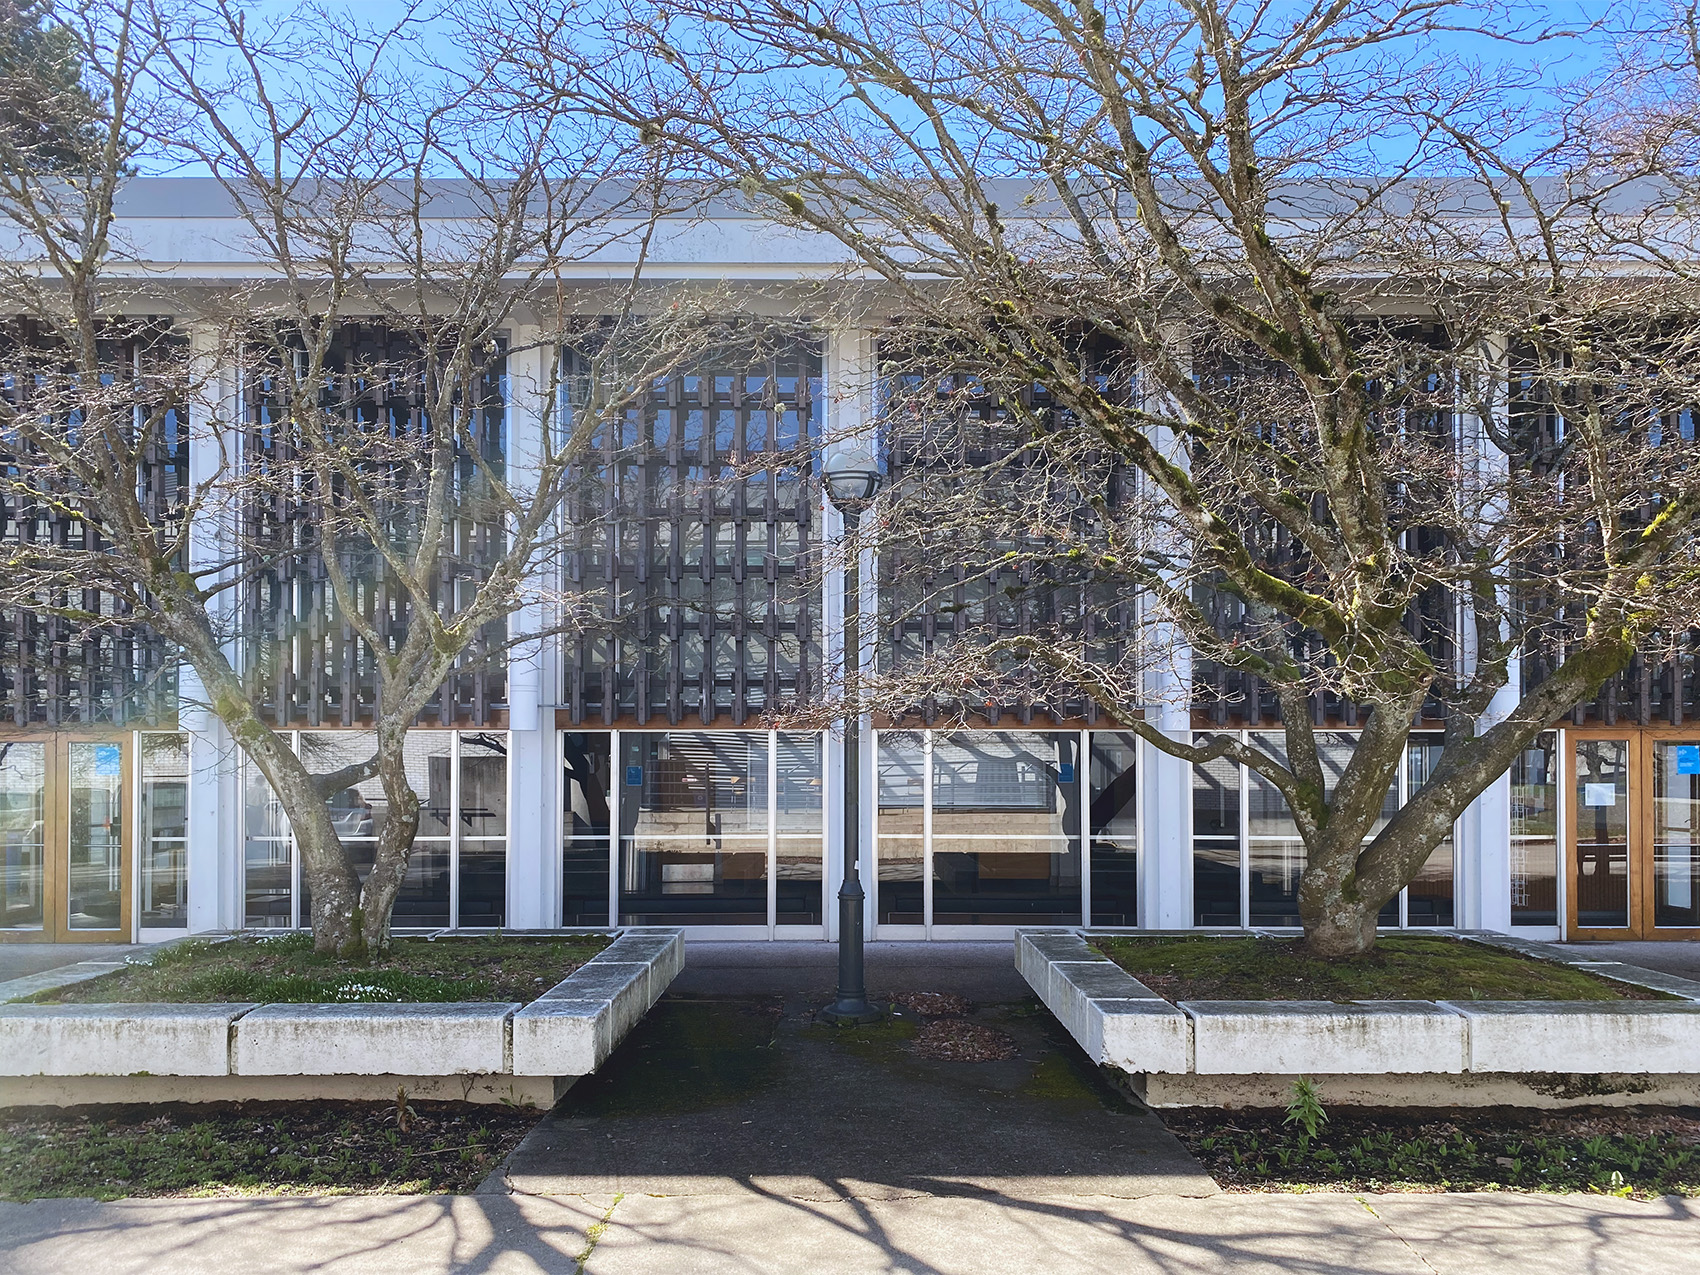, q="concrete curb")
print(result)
[0,929,683,1100]
[1017,927,1700,1097]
